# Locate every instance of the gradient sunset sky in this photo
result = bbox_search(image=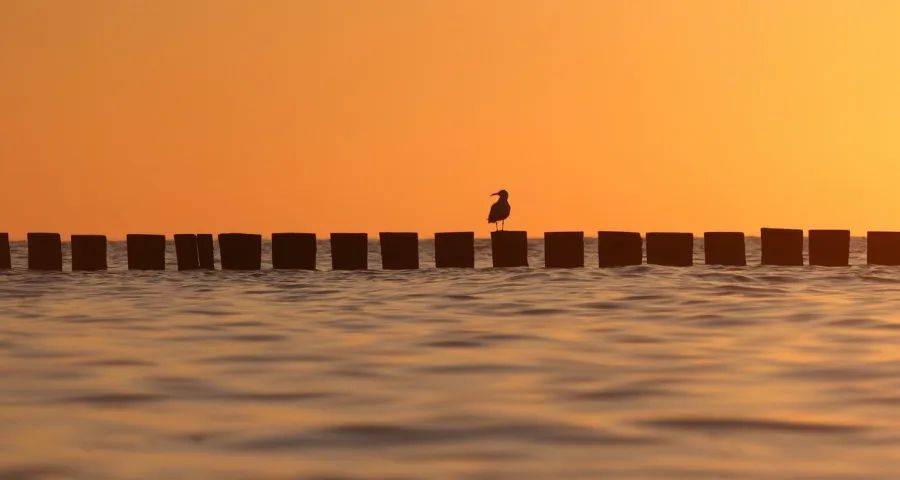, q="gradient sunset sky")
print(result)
[2,0,899,239]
